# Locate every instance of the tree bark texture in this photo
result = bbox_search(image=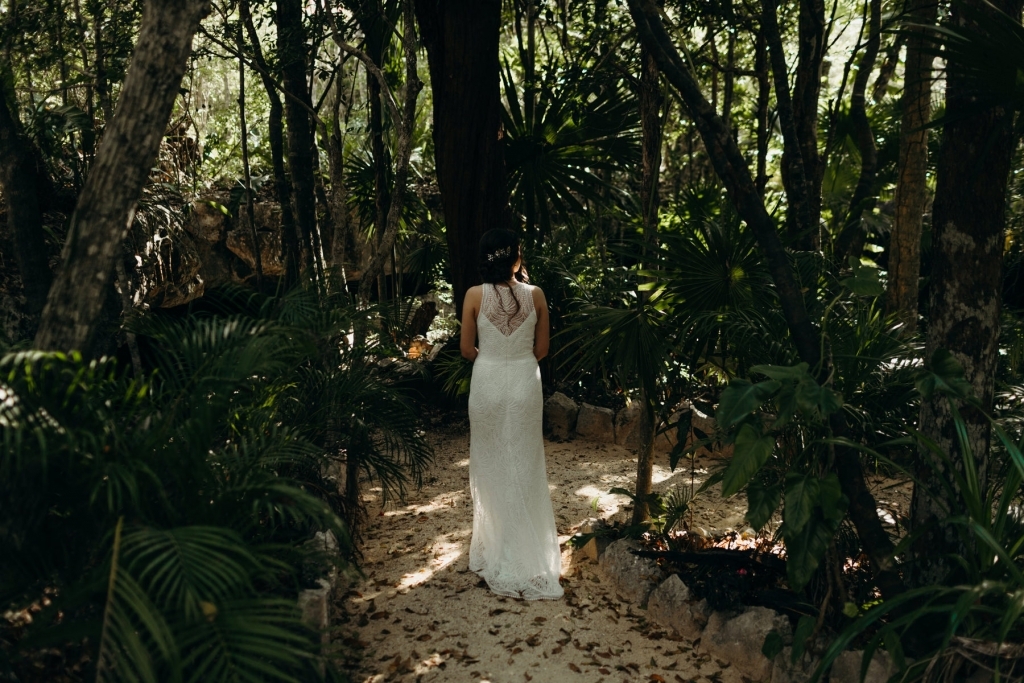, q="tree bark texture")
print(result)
[277,0,318,277]
[792,0,826,248]
[414,0,509,320]
[627,0,905,602]
[0,84,52,316]
[632,46,663,526]
[241,0,300,286]
[887,0,937,333]
[762,0,817,246]
[350,1,421,308]
[912,0,1023,583]
[835,0,882,263]
[34,0,210,353]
